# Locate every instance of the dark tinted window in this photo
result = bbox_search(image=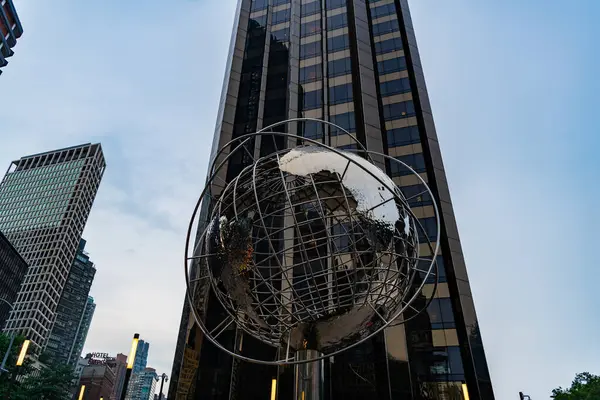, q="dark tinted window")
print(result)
[387,125,420,147]
[427,298,455,329]
[300,64,322,83]
[301,0,321,16]
[330,112,356,135]
[327,34,350,52]
[390,152,424,176]
[372,19,399,36]
[328,57,352,77]
[302,89,323,110]
[327,13,348,29]
[329,83,353,105]
[383,100,415,120]
[300,41,322,59]
[377,57,407,74]
[371,3,396,18]
[272,9,291,24]
[326,0,346,10]
[416,255,445,283]
[273,0,289,5]
[301,20,321,37]
[250,15,267,27]
[301,121,324,139]
[380,78,411,96]
[251,0,268,11]
[375,37,403,54]
[271,28,290,42]
[417,217,437,242]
